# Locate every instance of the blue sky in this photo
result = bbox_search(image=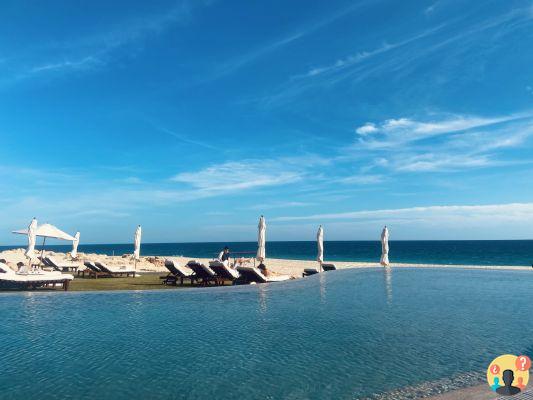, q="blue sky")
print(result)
[1,0,533,244]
